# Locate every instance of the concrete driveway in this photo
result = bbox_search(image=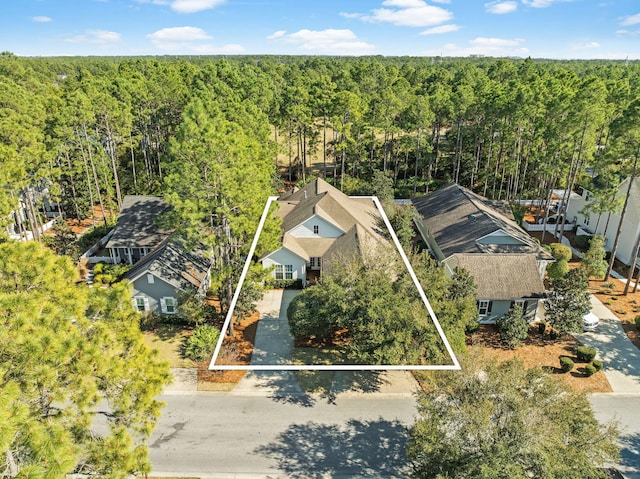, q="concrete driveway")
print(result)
[574,295,640,394]
[233,288,418,400]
